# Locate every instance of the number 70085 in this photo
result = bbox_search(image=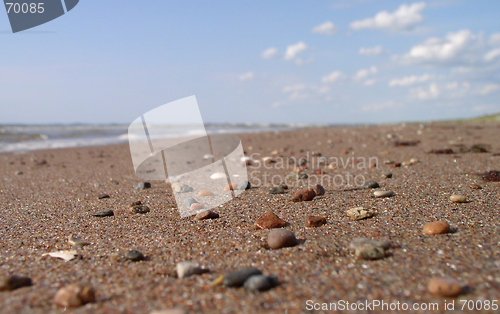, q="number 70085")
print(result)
[5,3,44,14]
